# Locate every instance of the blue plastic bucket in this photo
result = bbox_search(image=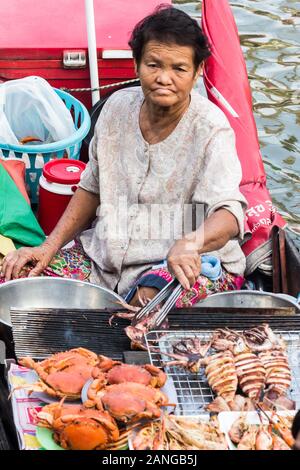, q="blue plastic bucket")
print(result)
[0,88,91,204]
